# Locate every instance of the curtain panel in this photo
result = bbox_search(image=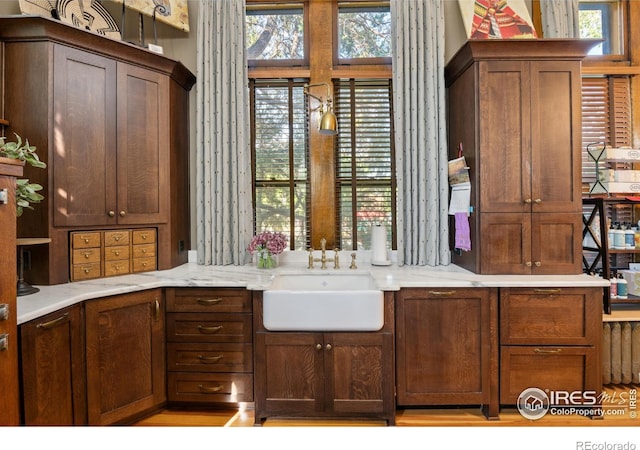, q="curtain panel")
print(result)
[391,0,451,266]
[540,0,580,38]
[195,0,253,265]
